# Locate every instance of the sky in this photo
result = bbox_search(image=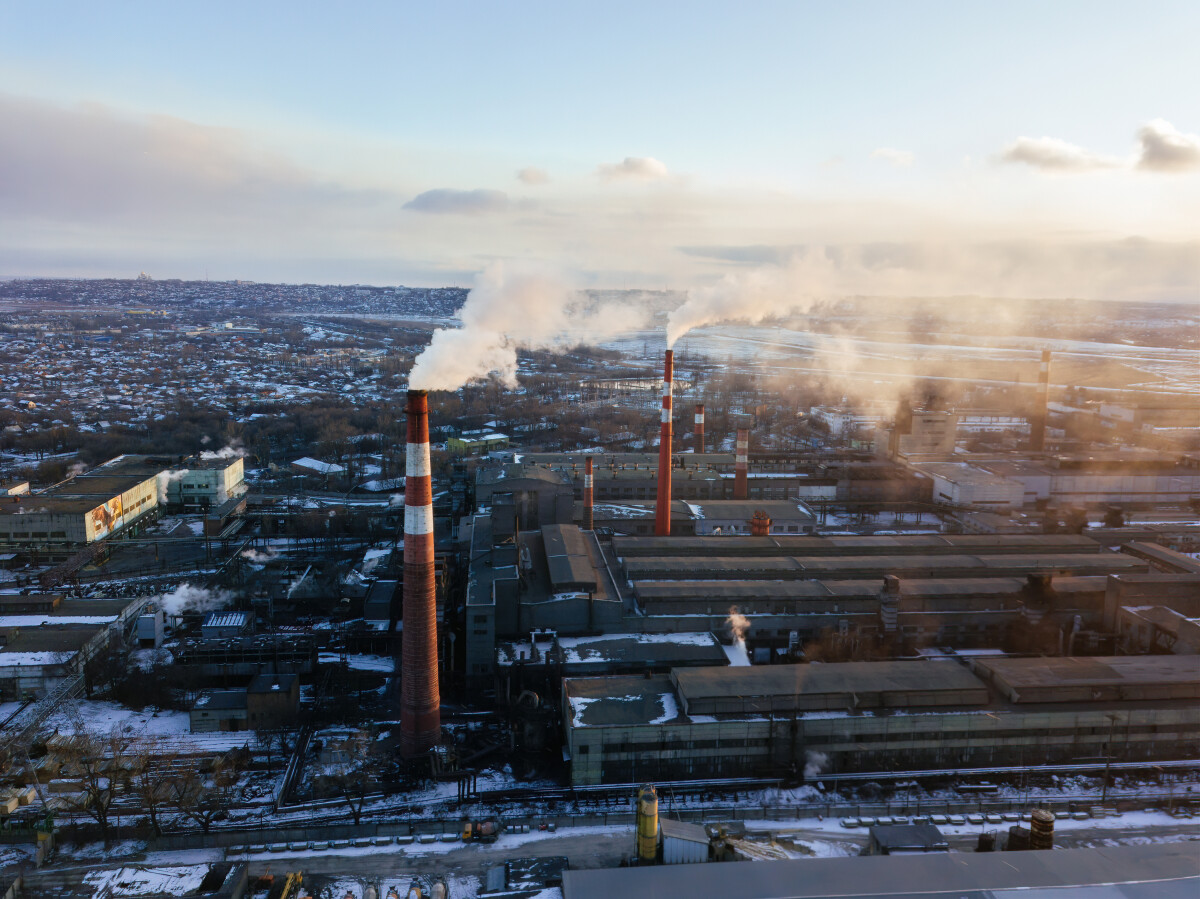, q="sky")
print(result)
[1,1,1198,301]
